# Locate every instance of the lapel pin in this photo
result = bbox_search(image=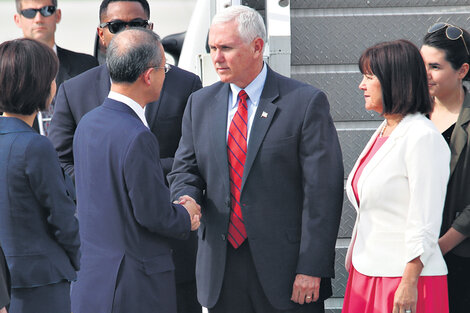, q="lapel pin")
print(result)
[261,111,268,118]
